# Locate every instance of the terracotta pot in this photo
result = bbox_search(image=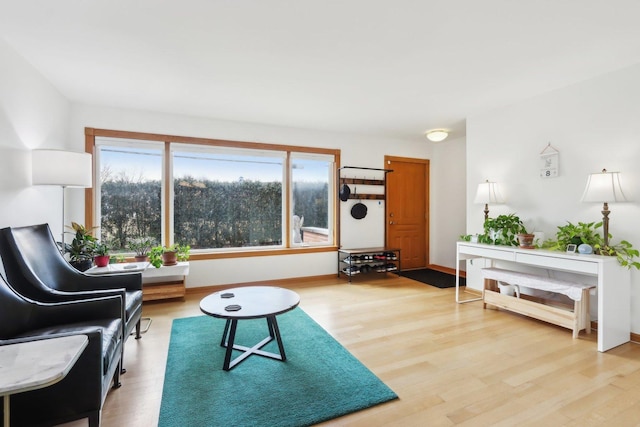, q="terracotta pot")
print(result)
[162,251,178,266]
[134,255,149,262]
[94,255,110,267]
[517,233,536,249]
